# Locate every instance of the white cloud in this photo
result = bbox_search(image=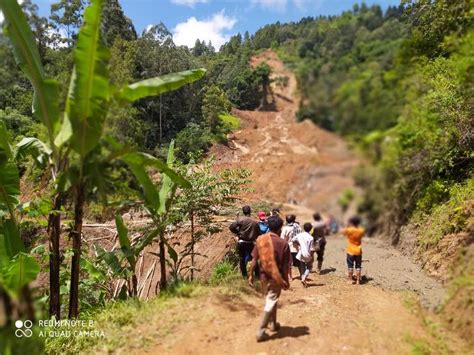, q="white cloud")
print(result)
[171,0,208,8]
[172,11,237,49]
